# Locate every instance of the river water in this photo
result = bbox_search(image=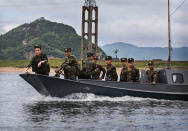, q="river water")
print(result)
[0,72,188,131]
